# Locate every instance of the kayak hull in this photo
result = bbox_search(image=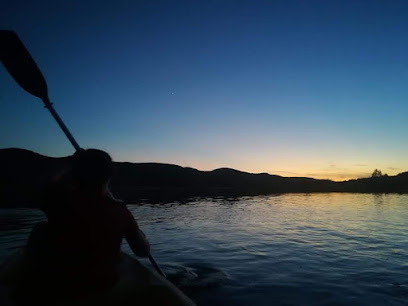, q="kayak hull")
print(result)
[0,249,195,305]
